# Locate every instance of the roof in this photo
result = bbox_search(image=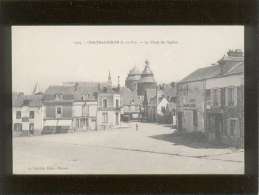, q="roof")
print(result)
[224,61,244,76]
[138,76,156,83]
[180,65,221,83]
[45,85,75,95]
[119,87,141,105]
[129,66,141,75]
[73,82,104,100]
[142,64,153,75]
[13,94,43,107]
[180,55,244,83]
[44,82,111,101]
[126,74,141,81]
